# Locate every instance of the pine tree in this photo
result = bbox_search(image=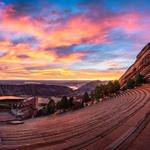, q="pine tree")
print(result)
[82,92,90,103]
[47,98,55,114]
[113,80,120,92]
[107,81,115,93]
[68,97,74,108]
[90,91,95,100]
[94,86,102,100]
[61,96,68,111]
